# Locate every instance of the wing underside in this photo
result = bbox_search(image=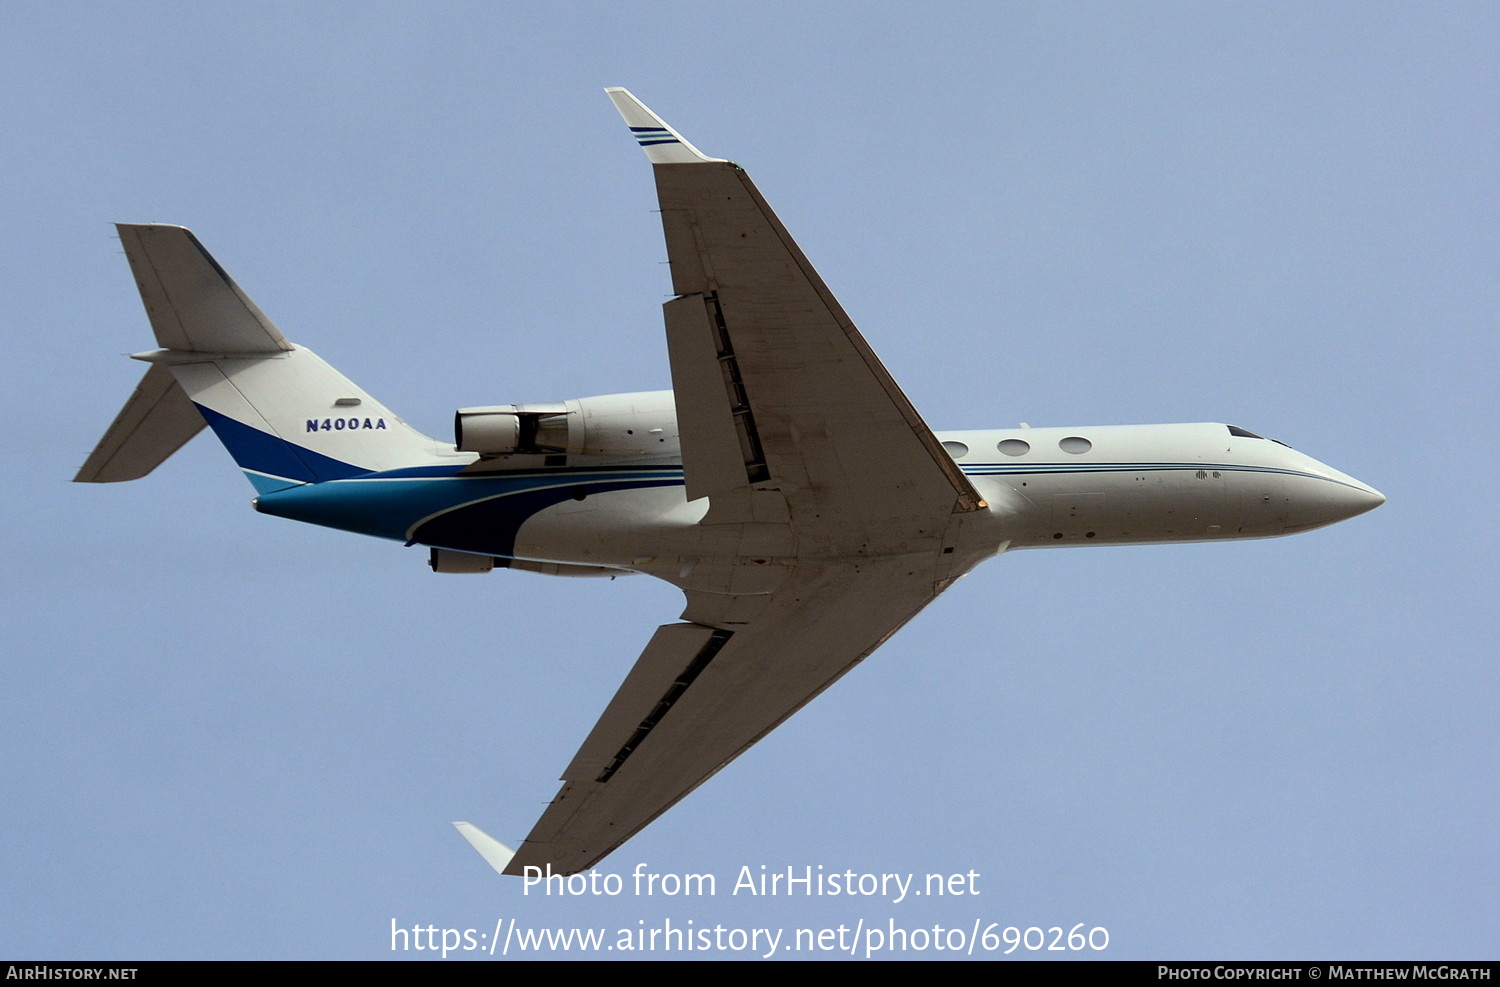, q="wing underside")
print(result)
[505,558,943,875]
[656,157,984,550]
